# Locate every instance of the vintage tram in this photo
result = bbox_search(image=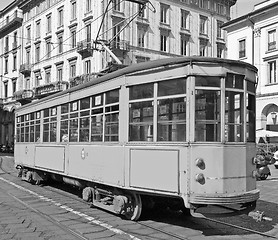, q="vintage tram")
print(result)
[15,57,259,220]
